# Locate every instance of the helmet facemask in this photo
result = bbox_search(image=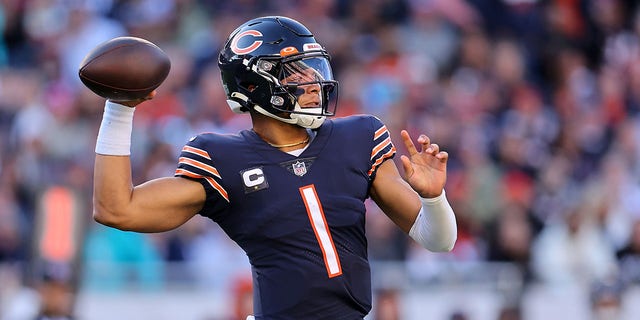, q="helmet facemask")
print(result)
[251,51,338,129]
